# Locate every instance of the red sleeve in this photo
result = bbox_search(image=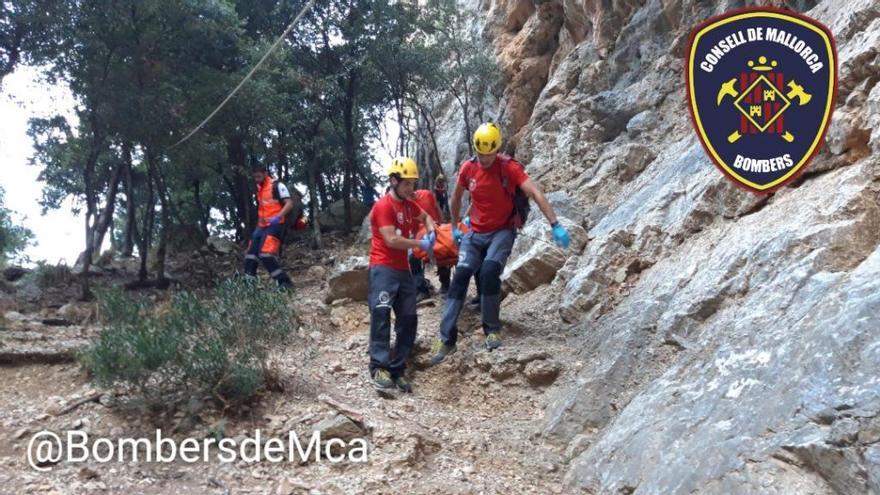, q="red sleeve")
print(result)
[508,160,530,187]
[457,161,471,187]
[425,194,441,222]
[372,200,396,228]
